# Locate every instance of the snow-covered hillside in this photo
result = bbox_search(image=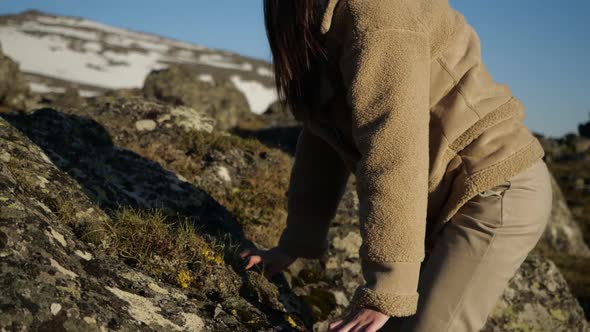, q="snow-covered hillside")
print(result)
[0,10,277,113]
